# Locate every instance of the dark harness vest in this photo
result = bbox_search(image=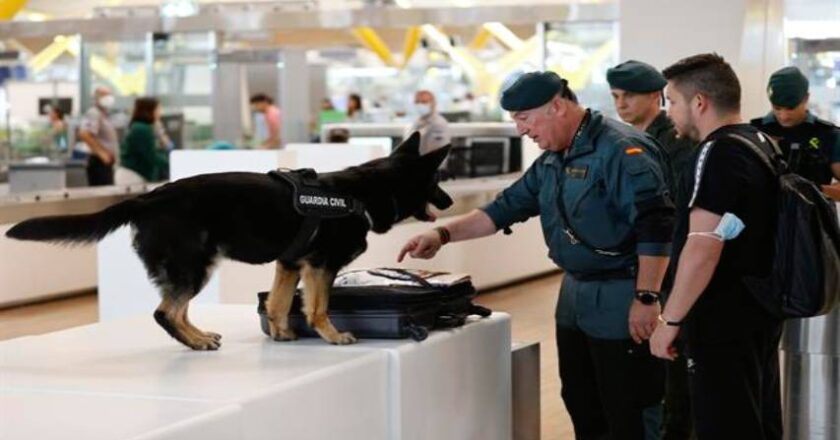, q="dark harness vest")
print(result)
[268,168,366,262]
